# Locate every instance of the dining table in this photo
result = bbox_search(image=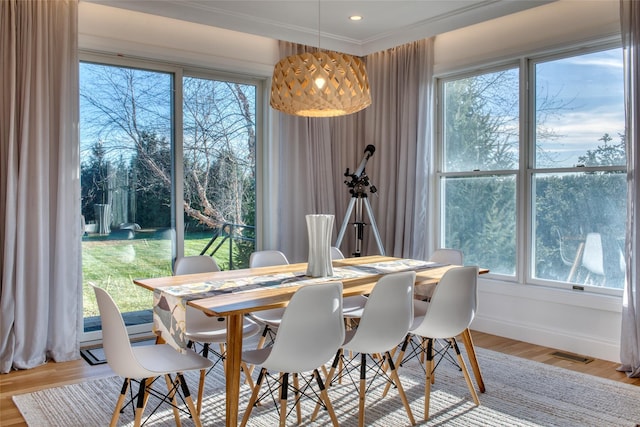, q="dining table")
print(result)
[134,255,489,427]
